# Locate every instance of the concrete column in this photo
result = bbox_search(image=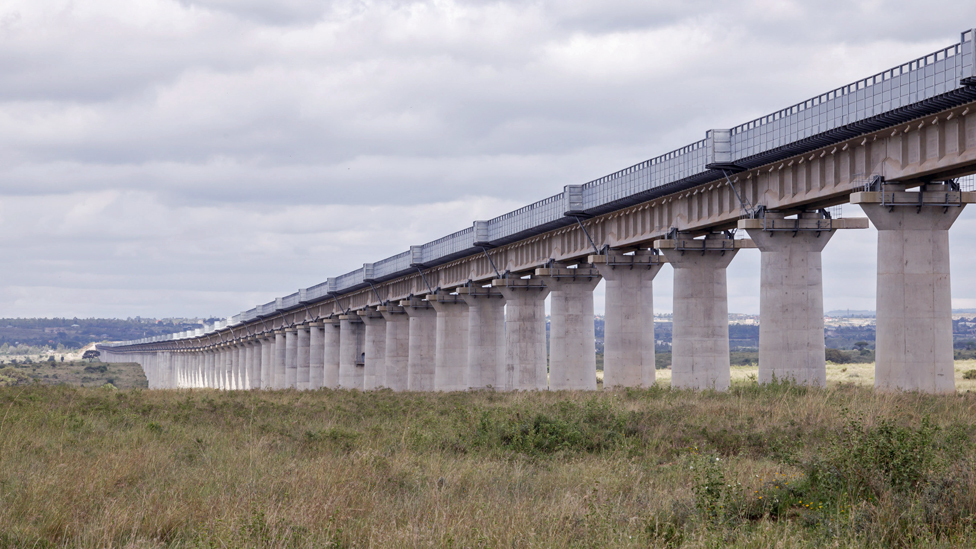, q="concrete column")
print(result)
[230,344,242,390]
[323,318,341,388]
[308,322,324,390]
[209,348,218,389]
[657,233,755,391]
[492,277,550,391]
[174,352,183,388]
[358,308,387,390]
[188,352,198,388]
[243,340,255,389]
[217,348,226,389]
[458,286,506,390]
[237,343,248,389]
[297,326,311,391]
[205,349,215,388]
[428,293,470,391]
[160,351,172,388]
[339,314,365,389]
[284,328,299,389]
[220,343,234,391]
[852,182,975,393]
[537,264,602,391]
[401,297,437,391]
[591,251,667,388]
[176,352,185,388]
[259,334,273,389]
[379,304,410,391]
[273,330,286,389]
[191,352,199,387]
[741,212,868,386]
[184,352,193,388]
